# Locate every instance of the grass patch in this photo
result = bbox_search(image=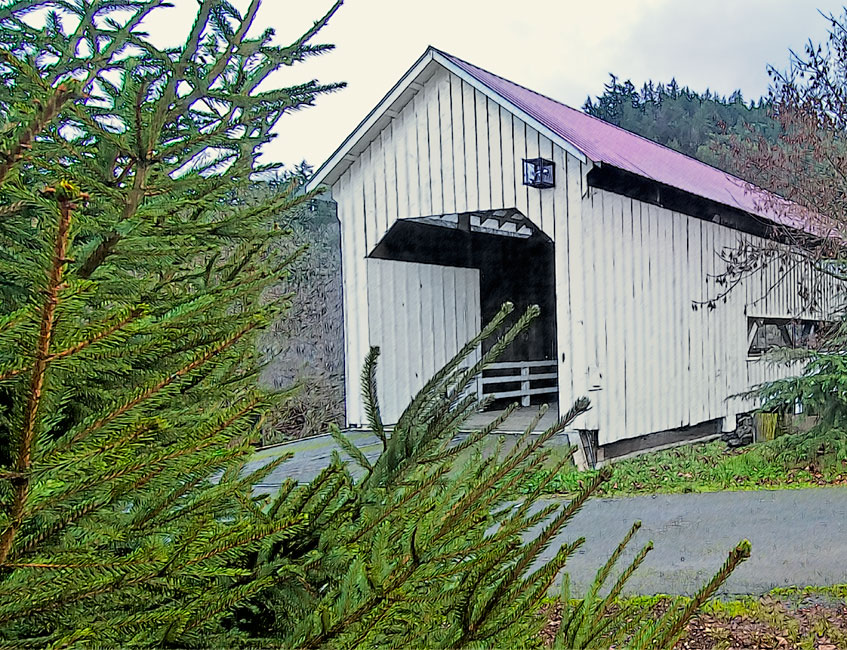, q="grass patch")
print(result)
[524,428,847,497]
